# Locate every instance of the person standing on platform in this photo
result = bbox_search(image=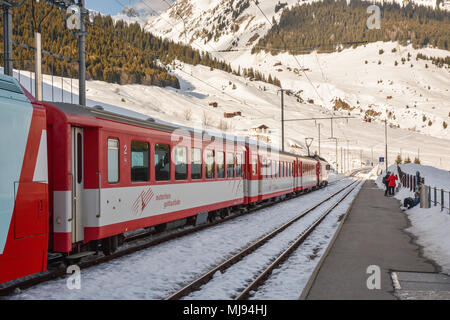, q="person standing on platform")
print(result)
[387,173,398,196]
[382,171,390,196]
